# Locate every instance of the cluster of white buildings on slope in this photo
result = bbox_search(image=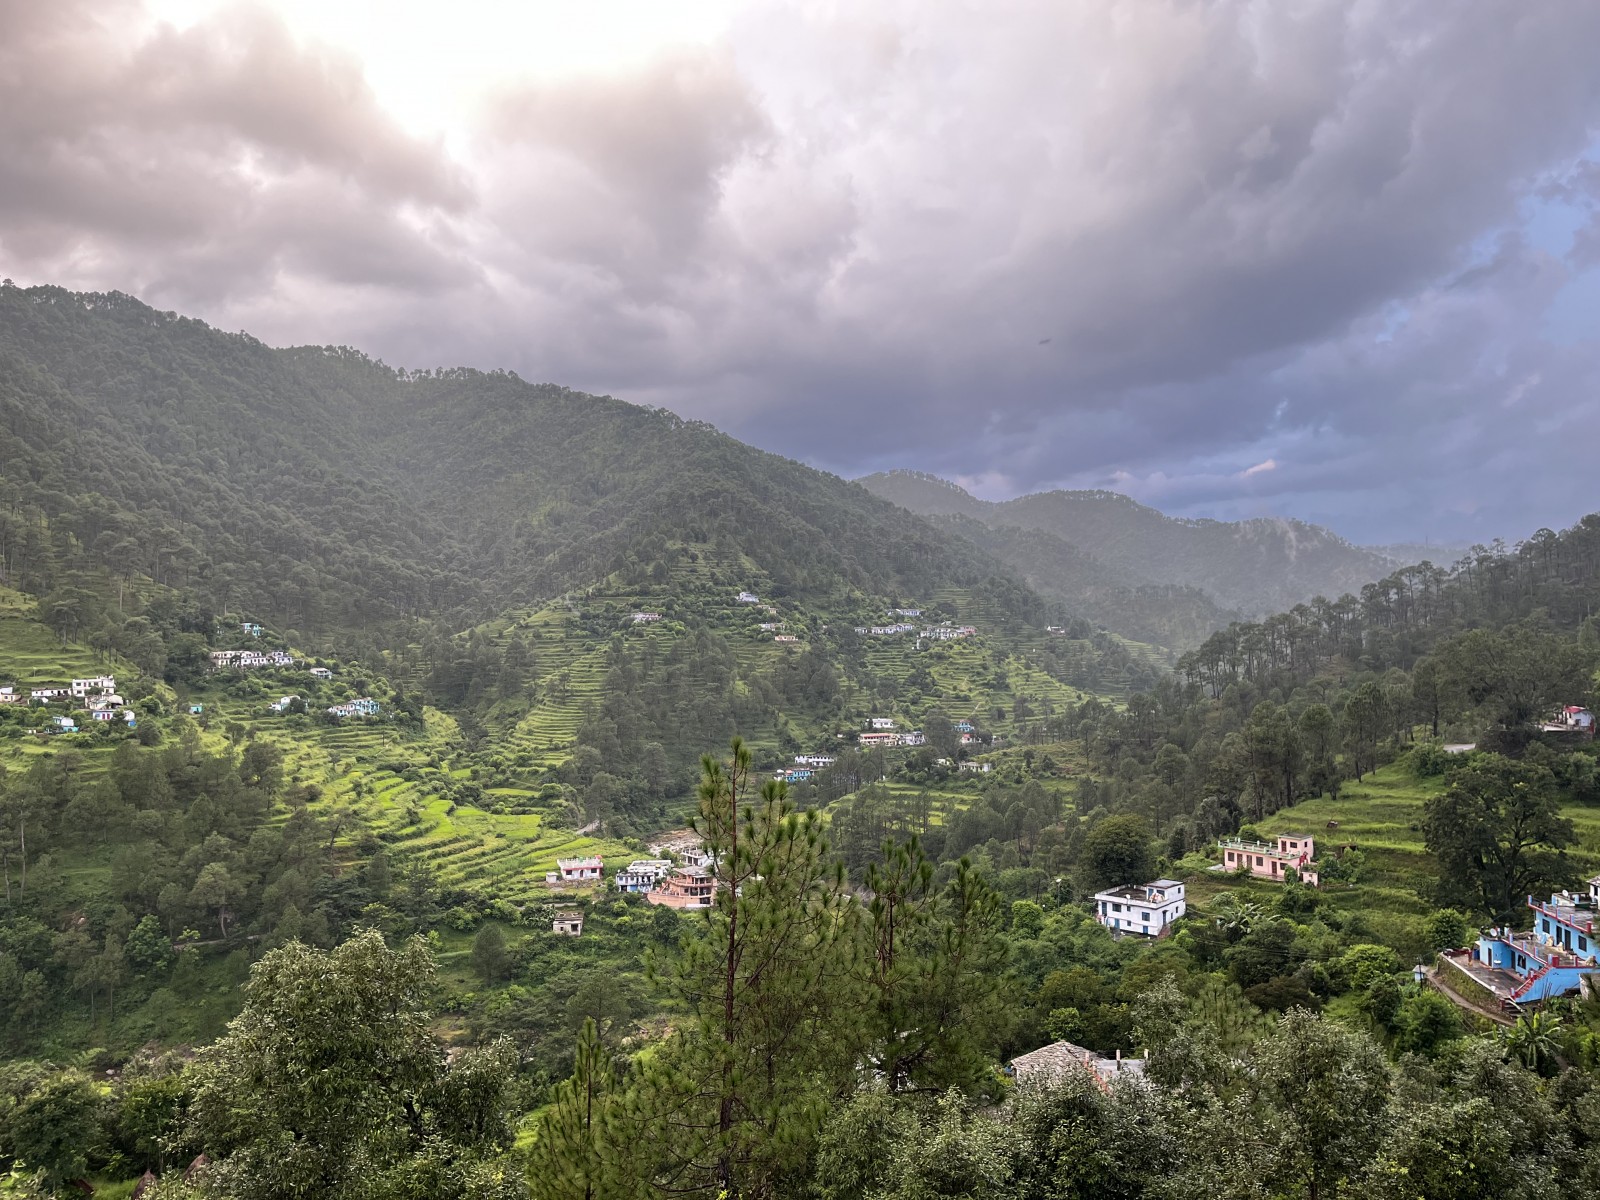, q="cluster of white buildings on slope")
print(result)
[209,649,296,669]
[326,697,381,719]
[859,727,927,748]
[1,675,137,729]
